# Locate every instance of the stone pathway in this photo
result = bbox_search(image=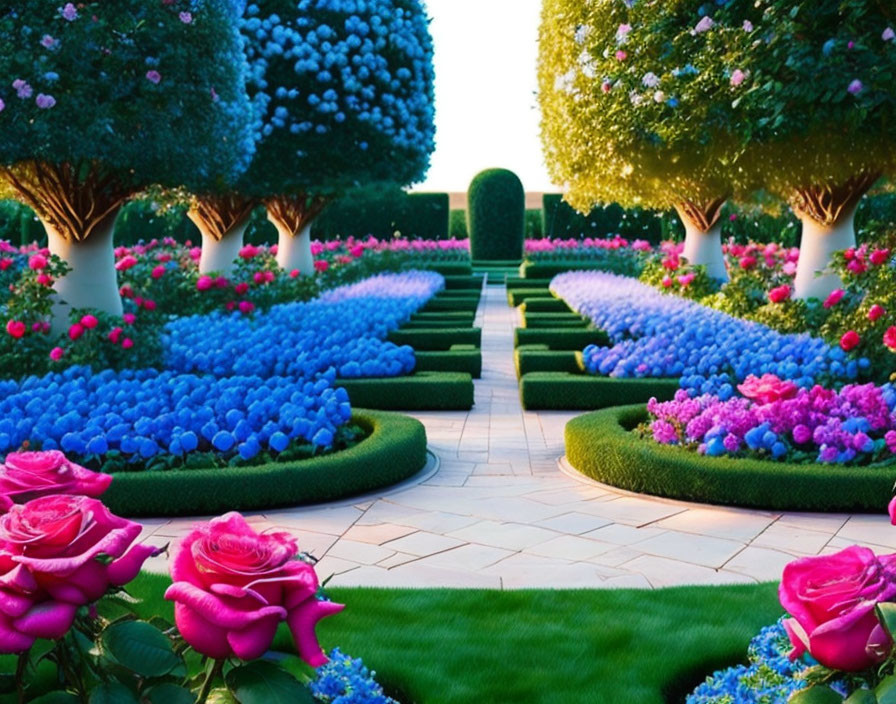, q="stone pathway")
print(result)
[140,281,896,588]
